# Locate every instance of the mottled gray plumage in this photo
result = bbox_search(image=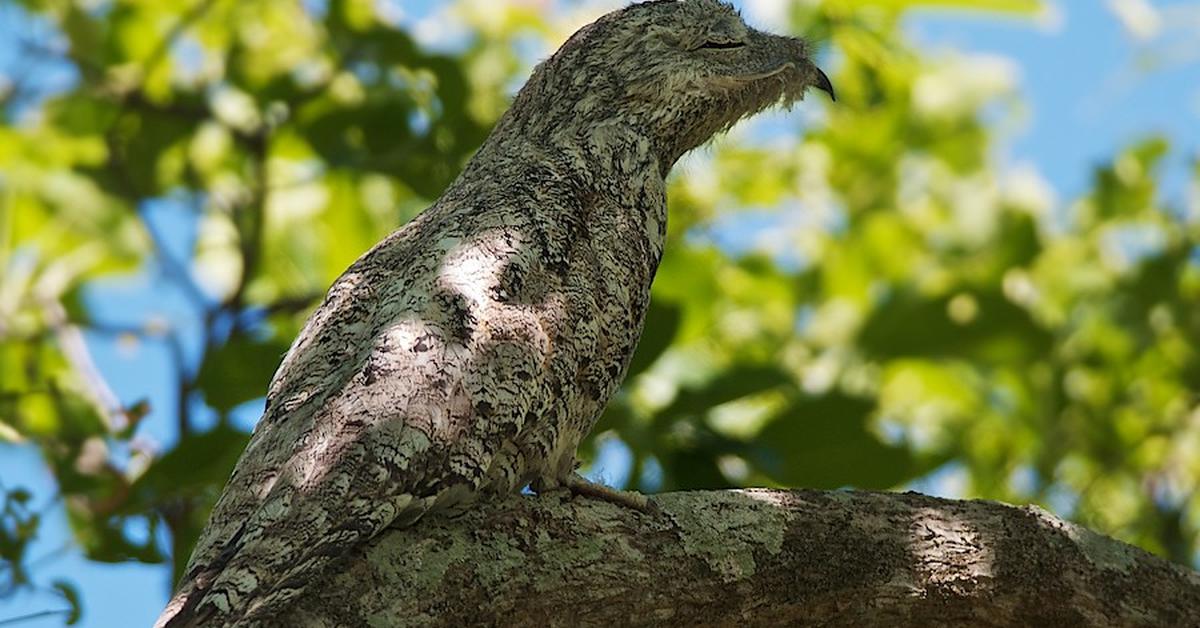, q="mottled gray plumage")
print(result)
[157,1,831,625]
